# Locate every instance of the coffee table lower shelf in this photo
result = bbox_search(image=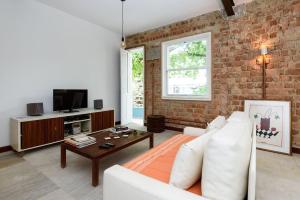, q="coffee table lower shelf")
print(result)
[60,131,154,186]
